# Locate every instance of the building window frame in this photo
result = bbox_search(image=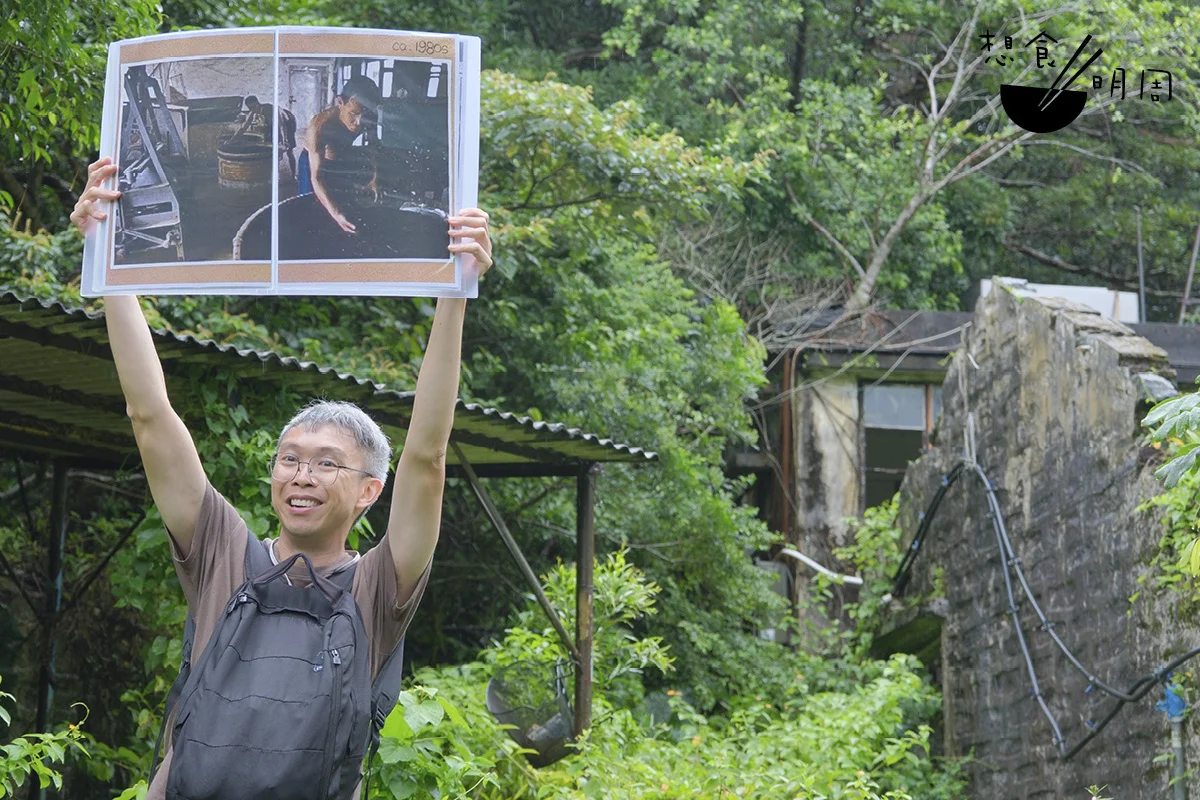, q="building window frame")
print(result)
[858,381,942,514]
